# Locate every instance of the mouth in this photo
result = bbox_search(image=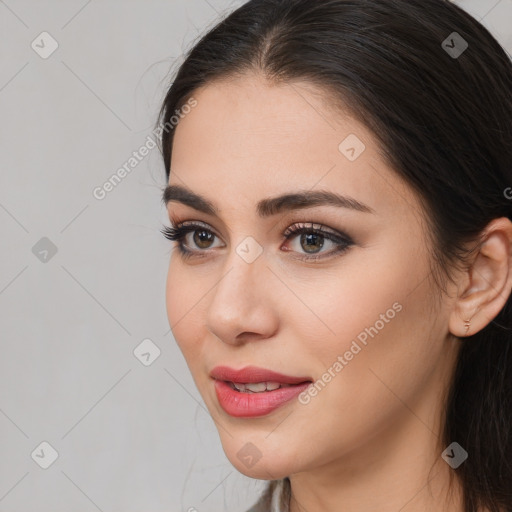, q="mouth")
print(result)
[225,380,310,393]
[210,364,312,386]
[210,365,313,417]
